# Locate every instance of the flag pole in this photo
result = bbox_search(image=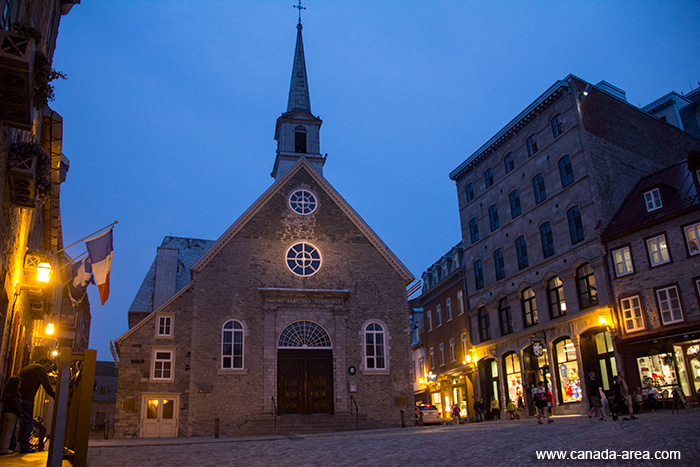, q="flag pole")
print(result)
[56,220,118,255]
